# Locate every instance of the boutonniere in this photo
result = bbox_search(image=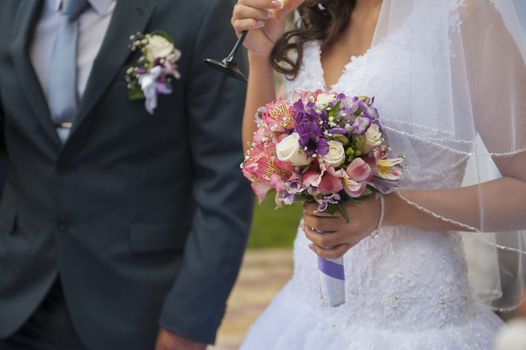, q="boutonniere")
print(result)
[125,31,181,114]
